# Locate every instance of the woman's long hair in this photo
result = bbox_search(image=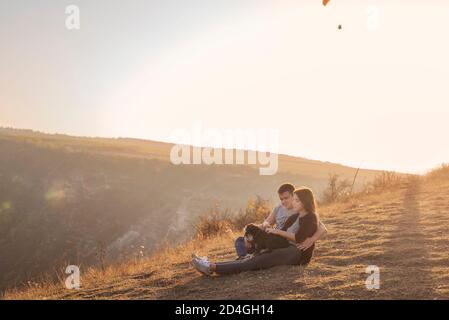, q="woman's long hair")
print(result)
[294,187,317,214]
